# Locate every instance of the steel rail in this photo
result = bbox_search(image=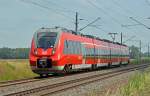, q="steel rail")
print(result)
[5,64,149,96]
[0,64,132,88]
[0,78,41,87]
